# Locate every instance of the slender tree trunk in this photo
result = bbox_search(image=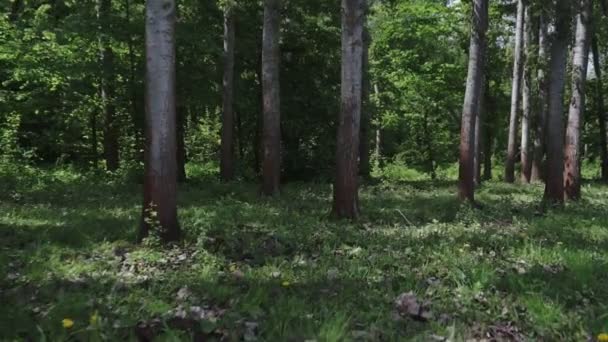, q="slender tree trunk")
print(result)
[505,0,525,183]
[564,0,591,200]
[124,0,143,161]
[482,79,493,181]
[531,12,549,182]
[261,0,281,196]
[9,0,22,22]
[177,104,187,183]
[520,5,534,183]
[220,6,236,182]
[544,0,571,205]
[140,0,180,242]
[333,0,364,219]
[97,0,119,171]
[474,79,486,186]
[458,0,488,202]
[90,111,98,169]
[359,25,371,179]
[373,84,382,168]
[592,36,608,181]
